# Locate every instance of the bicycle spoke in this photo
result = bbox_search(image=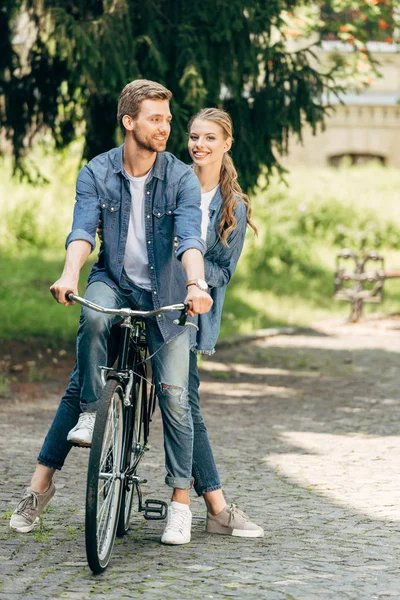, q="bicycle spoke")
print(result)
[97,487,114,549]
